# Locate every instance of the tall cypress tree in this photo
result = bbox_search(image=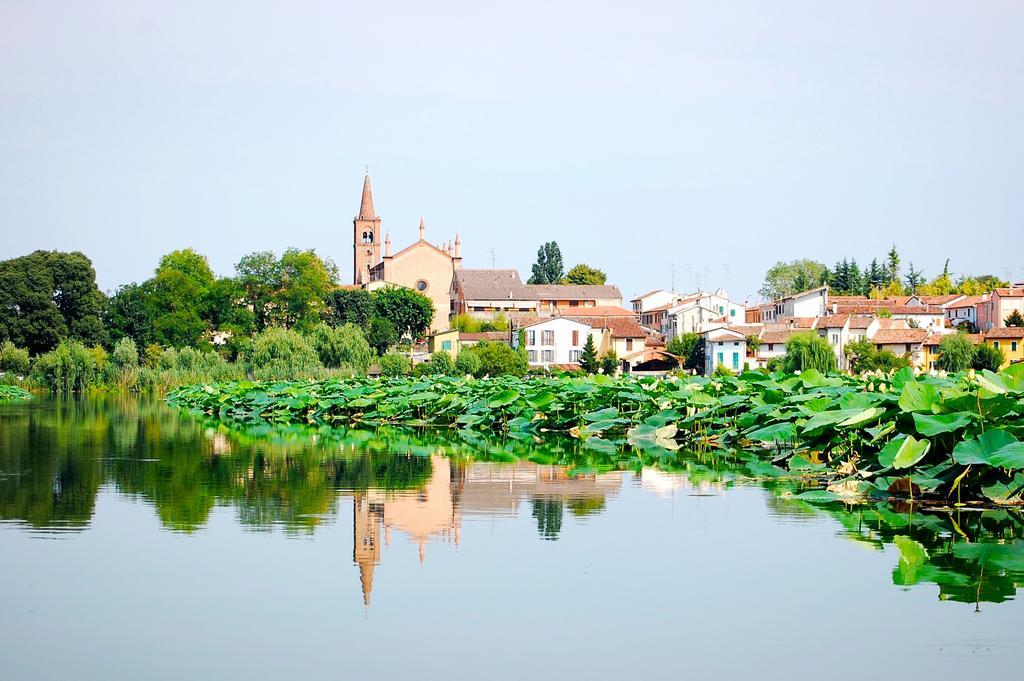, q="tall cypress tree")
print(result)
[580,334,598,373]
